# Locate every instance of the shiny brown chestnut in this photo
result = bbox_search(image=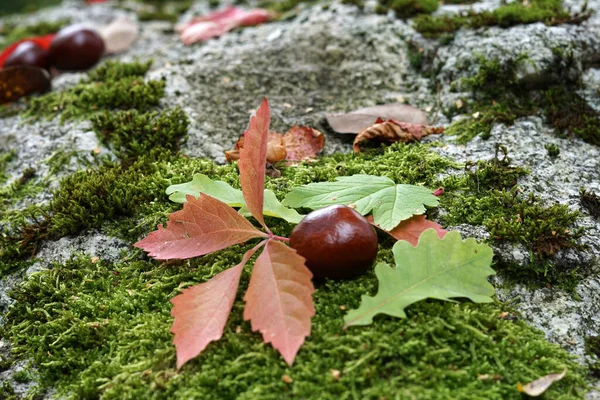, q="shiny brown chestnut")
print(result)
[48,25,105,71]
[4,41,48,70]
[290,205,378,279]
